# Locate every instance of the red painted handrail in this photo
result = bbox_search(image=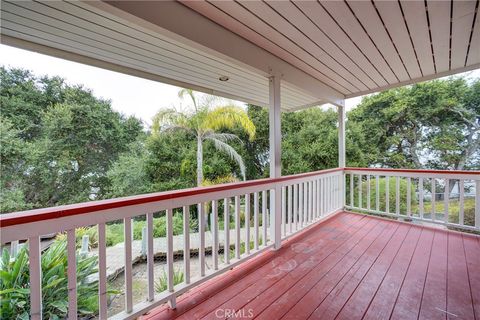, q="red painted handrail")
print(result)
[0,168,342,227]
[344,167,480,175]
